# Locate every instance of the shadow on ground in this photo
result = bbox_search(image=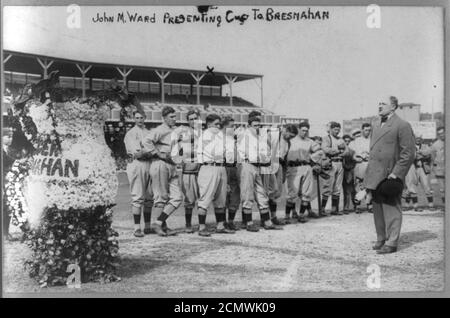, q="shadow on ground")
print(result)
[399,230,439,251]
